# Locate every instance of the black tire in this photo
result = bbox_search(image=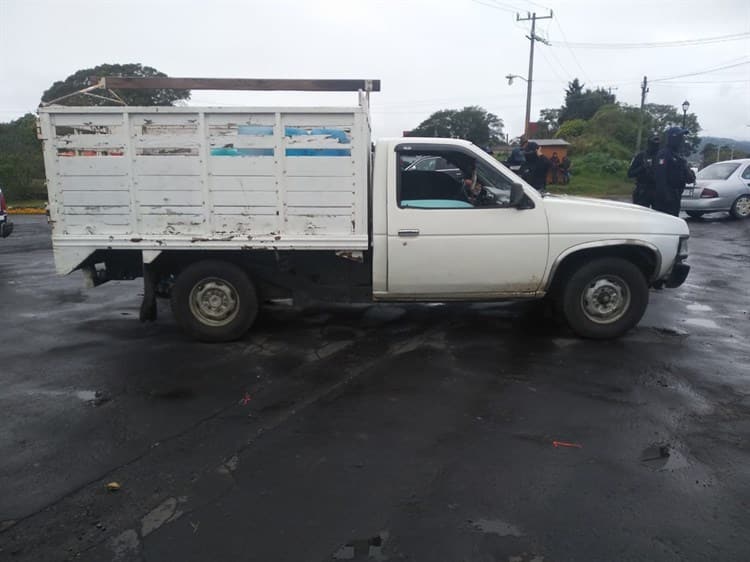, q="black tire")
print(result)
[170,260,258,342]
[729,194,750,219]
[686,211,704,219]
[559,258,649,339]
